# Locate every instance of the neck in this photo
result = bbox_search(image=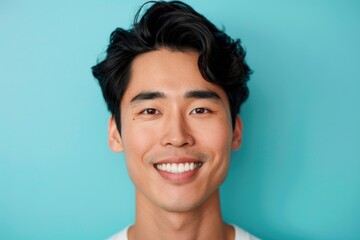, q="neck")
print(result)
[128,189,234,240]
